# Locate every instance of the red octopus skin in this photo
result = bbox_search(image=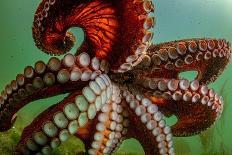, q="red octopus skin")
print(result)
[0,0,231,155]
[33,0,154,72]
